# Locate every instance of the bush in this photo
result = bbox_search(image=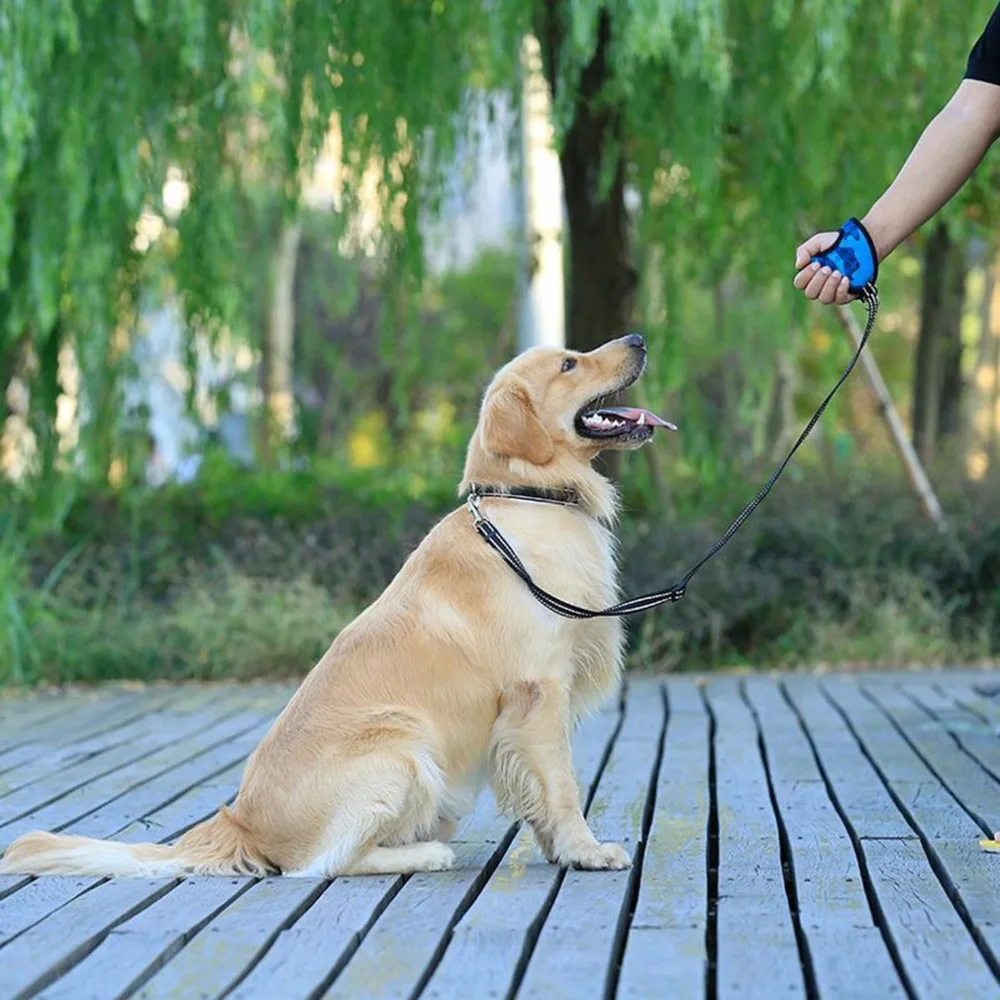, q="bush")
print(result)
[3,463,997,688]
[621,466,1000,669]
